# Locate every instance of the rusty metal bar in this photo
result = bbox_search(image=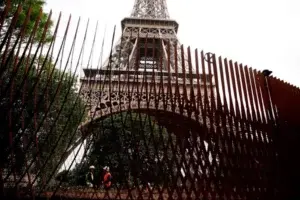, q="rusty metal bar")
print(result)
[195,49,203,116]
[0,0,11,34]
[0,5,22,65]
[3,13,69,186]
[2,10,53,187]
[48,19,95,197]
